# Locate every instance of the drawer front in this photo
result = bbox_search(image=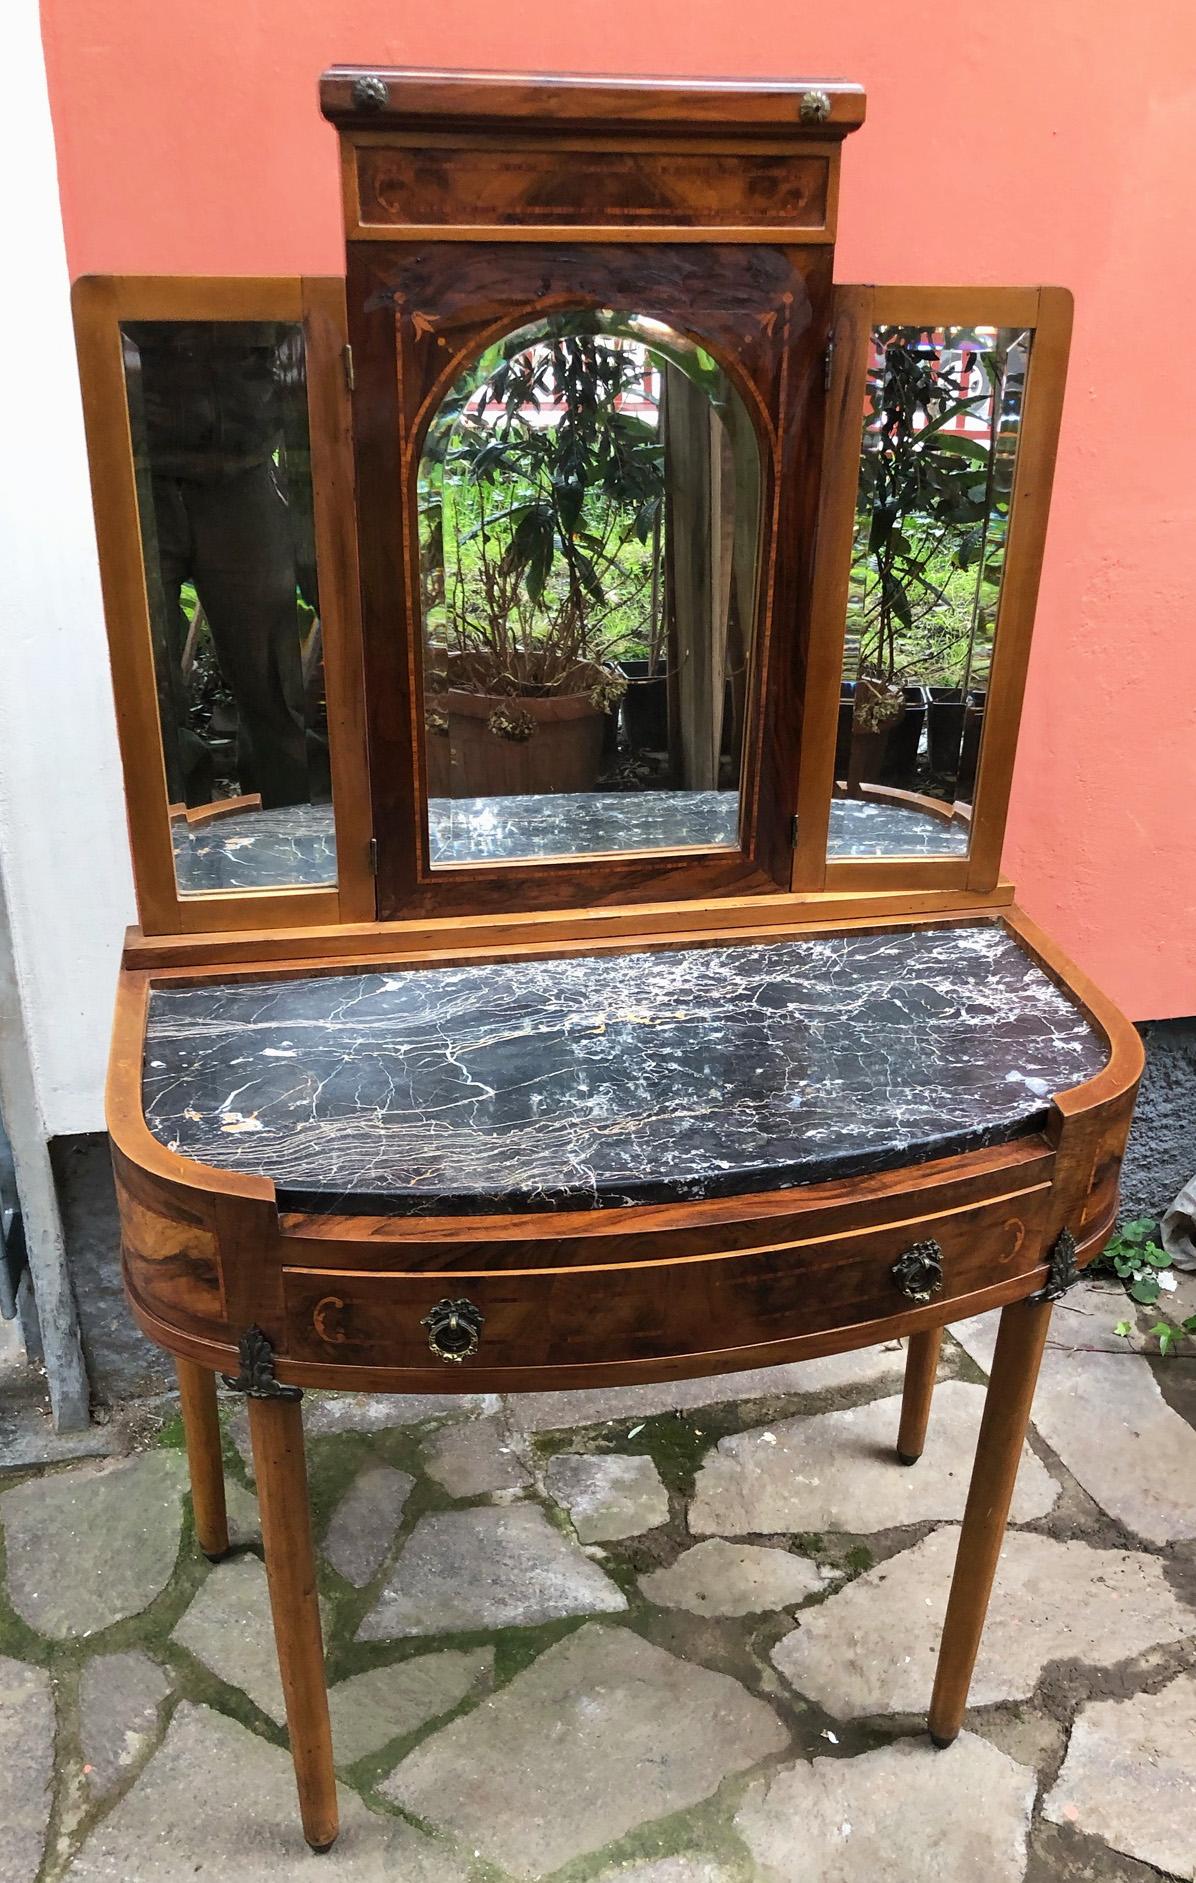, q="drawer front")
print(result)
[354,144,830,234]
[283,1185,1049,1373]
